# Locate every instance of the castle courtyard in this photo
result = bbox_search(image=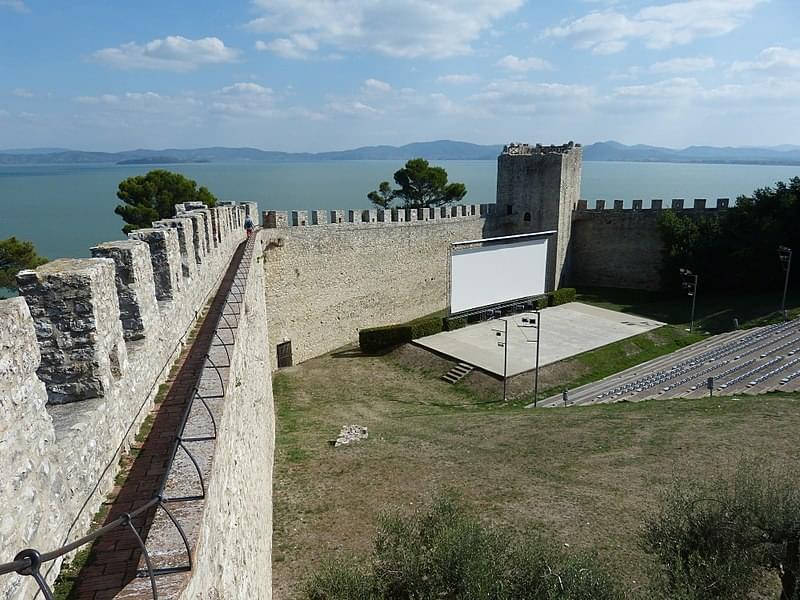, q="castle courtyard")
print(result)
[270,342,799,600]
